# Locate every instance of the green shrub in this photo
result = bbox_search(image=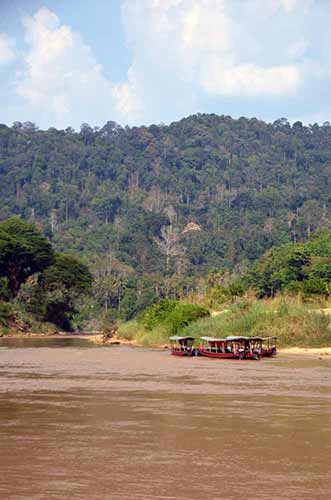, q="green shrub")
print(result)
[139,299,209,334]
[135,323,169,346]
[122,300,210,344]
[139,299,177,330]
[310,262,331,281]
[0,302,14,327]
[166,303,210,334]
[302,278,328,297]
[117,320,140,340]
[0,277,11,301]
[117,320,169,346]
